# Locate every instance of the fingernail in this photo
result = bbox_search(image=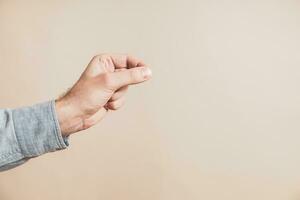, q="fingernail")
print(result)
[142,67,152,79]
